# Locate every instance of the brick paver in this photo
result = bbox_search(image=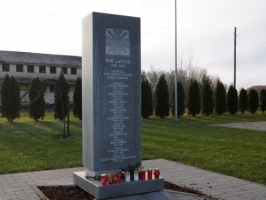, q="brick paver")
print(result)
[143,159,266,200]
[0,159,265,199]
